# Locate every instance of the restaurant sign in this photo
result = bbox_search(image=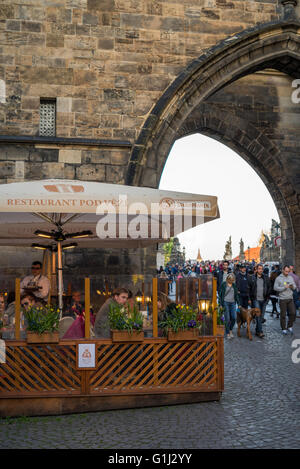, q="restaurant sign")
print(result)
[76,343,97,370]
